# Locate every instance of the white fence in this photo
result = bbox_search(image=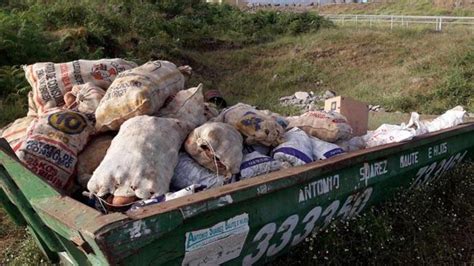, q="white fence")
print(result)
[323,14,474,31]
